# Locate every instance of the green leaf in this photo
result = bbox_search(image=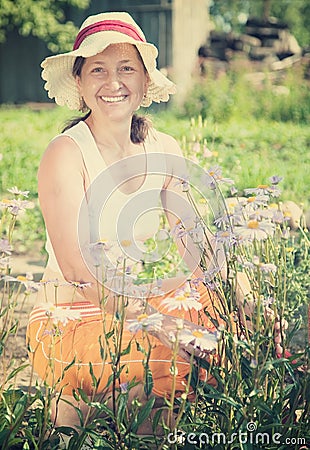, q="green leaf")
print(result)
[134,397,156,429]
[76,388,90,405]
[143,366,154,397]
[120,341,131,356]
[5,364,30,384]
[152,407,163,432]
